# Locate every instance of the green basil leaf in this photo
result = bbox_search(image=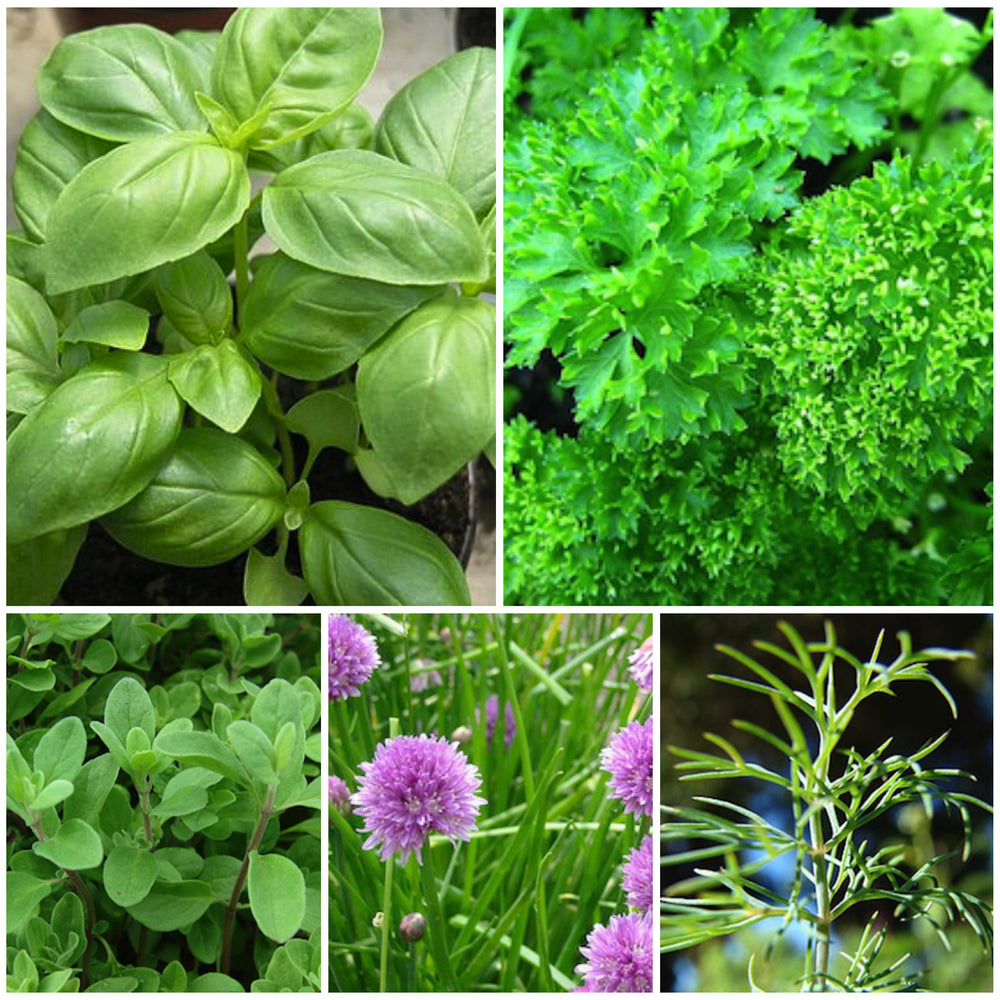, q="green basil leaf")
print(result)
[7,353,183,545]
[300,500,471,605]
[262,149,488,285]
[251,102,375,173]
[155,251,232,346]
[33,716,87,785]
[7,275,60,415]
[127,879,214,931]
[29,779,75,812]
[243,549,310,607]
[357,294,495,503]
[8,872,55,929]
[102,427,285,568]
[154,730,249,786]
[286,388,360,458]
[242,251,441,380]
[38,24,205,141]
[166,341,261,433]
[61,300,150,351]
[105,677,156,745]
[32,818,103,871]
[210,8,382,149]
[247,851,305,943]
[226,720,279,787]
[12,110,116,242]
[103,845,159,908]
[45,132,251,295]
[375,47,496,220]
